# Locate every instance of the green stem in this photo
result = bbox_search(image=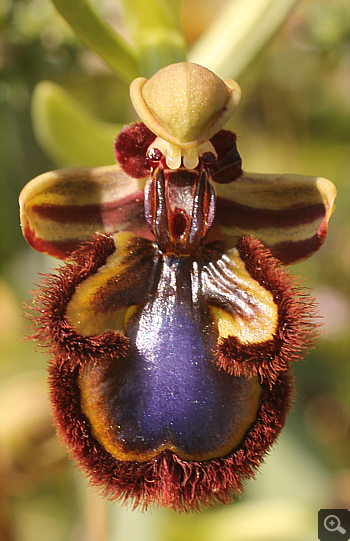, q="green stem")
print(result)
[119,0,186,77]
[50,0,138,84]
